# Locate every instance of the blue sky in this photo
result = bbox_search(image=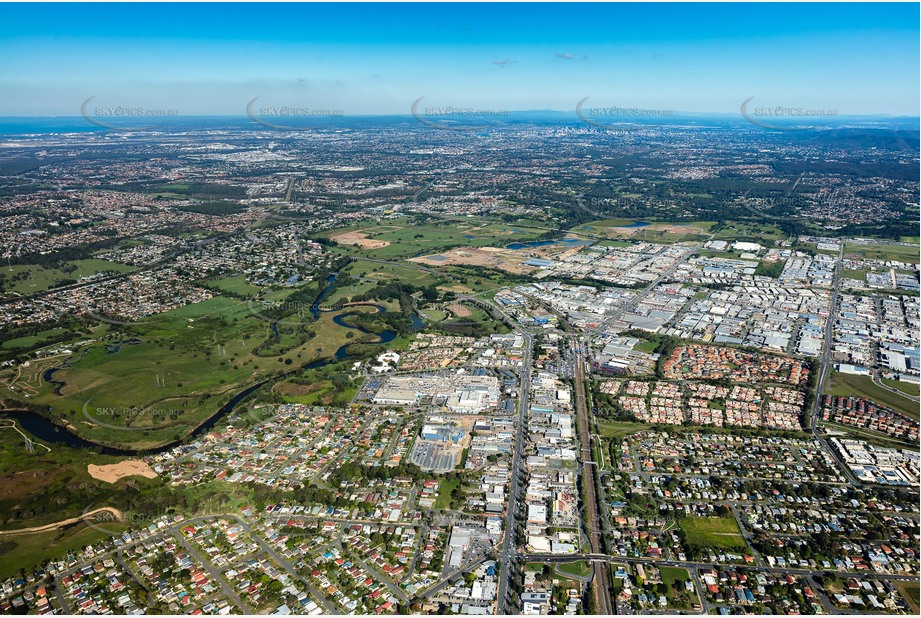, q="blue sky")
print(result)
[0,2,917,116]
